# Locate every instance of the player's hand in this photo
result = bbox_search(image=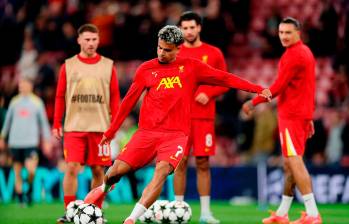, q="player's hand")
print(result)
[242,100,254,116]
[42,140,52,158]
[52,127,63,140]
[0,138,6,151]
[195,93,209,105]
[307,120,315,139]
[99,134,111,145]
[260,89,272,102]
